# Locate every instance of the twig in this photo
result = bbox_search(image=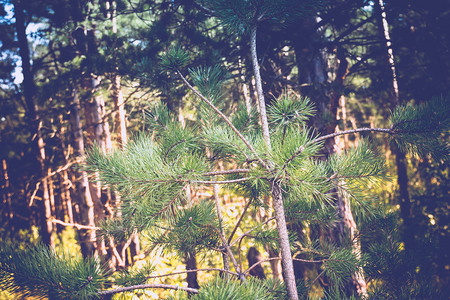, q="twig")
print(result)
[202,169,251,176]
[193,178,251,185]
[312,128,392,144]
[146,268,239,279]
[52,218,100,230]
[310,269,326,286]
[98,284,199,295]
[227,198,253,244]
[244,257,325,275]
[176,71,270,171]
[29,182,41,207]
[230,217,275,247]
[131,177,251,185]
